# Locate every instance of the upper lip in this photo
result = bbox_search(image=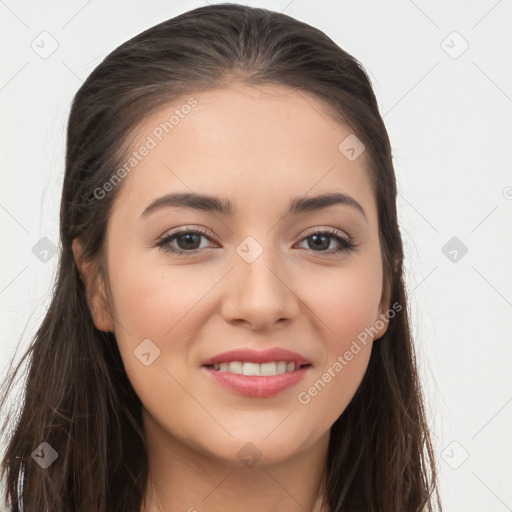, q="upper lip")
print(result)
[201,348,311,366]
